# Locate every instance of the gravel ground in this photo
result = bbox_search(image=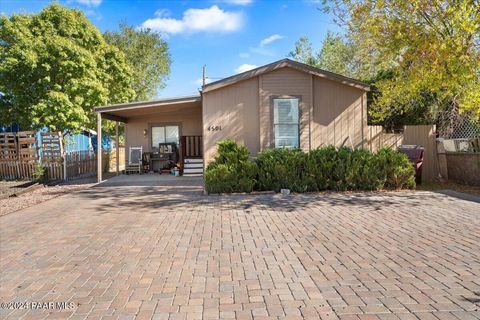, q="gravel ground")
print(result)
[0,180,31,199]
[0,177,96,216]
